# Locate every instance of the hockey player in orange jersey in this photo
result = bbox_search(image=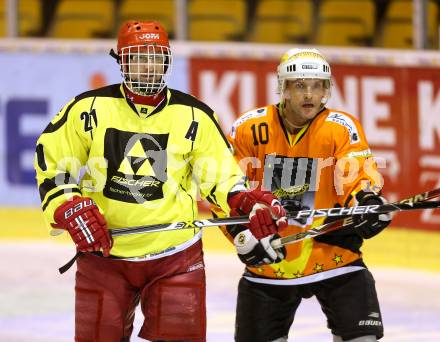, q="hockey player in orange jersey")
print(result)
[222,48,392,342]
